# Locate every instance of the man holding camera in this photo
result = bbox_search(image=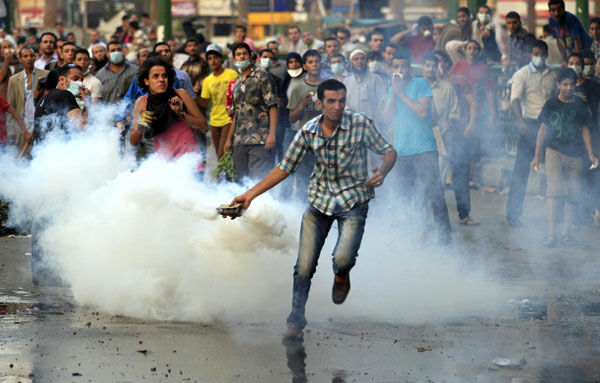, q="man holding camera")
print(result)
[0,40,22,100]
